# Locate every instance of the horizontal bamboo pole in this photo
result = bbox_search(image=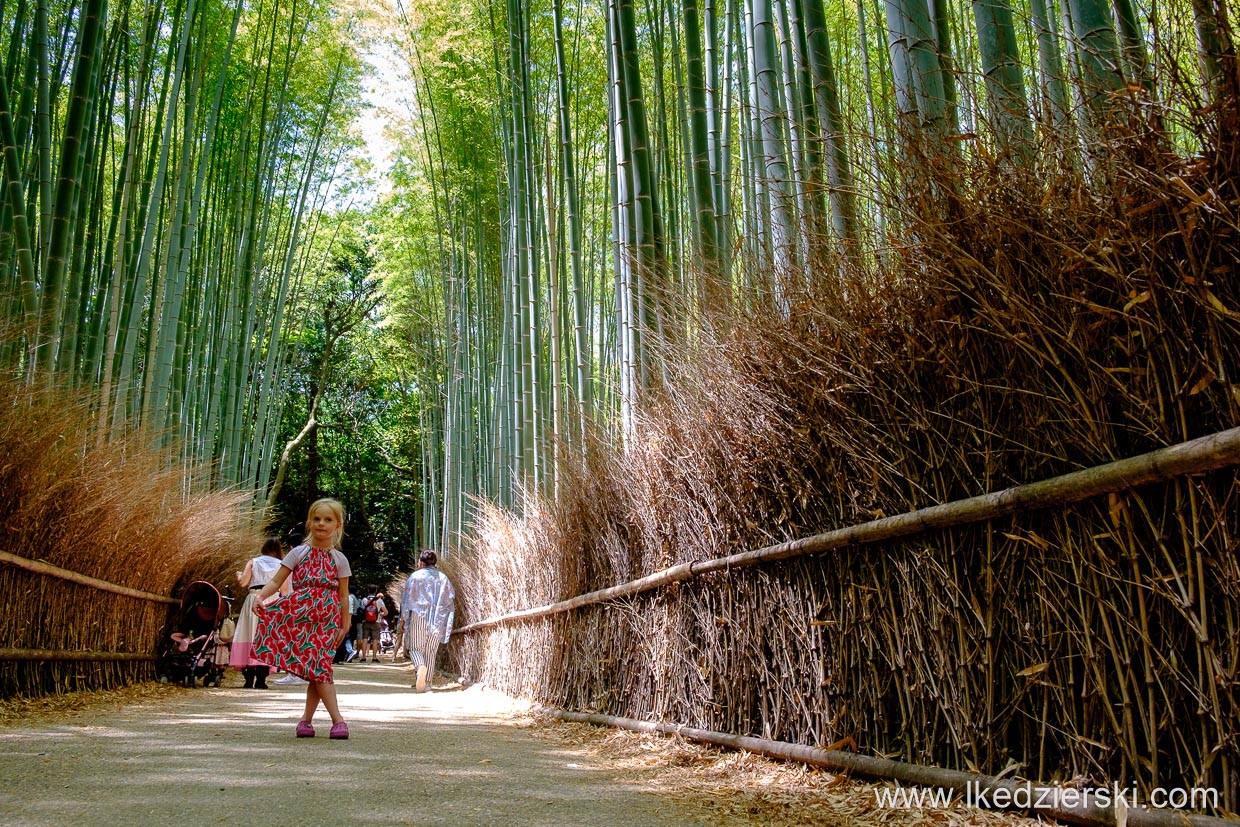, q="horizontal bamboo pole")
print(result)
[0,550,177,604]
[0,648,157,662]
[456,426,1240,635]
[551,710,1232,827]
